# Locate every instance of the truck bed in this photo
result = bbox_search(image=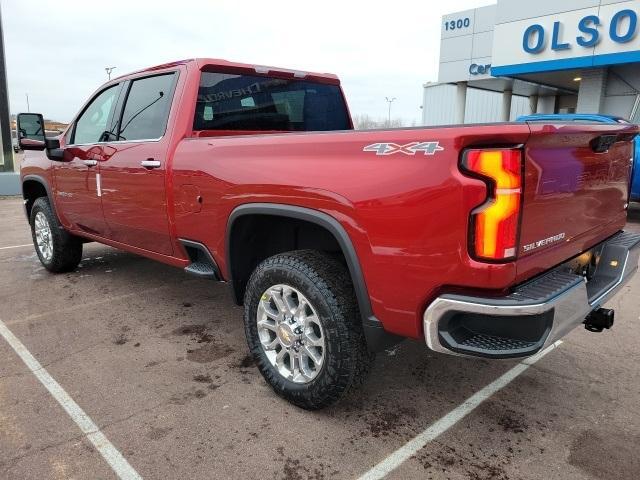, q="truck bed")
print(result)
[172,121,638,339]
